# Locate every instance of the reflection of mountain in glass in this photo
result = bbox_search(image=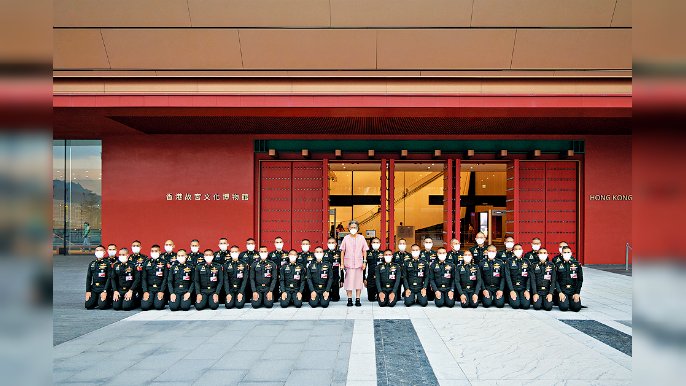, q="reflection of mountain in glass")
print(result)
[53,180,101,204]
